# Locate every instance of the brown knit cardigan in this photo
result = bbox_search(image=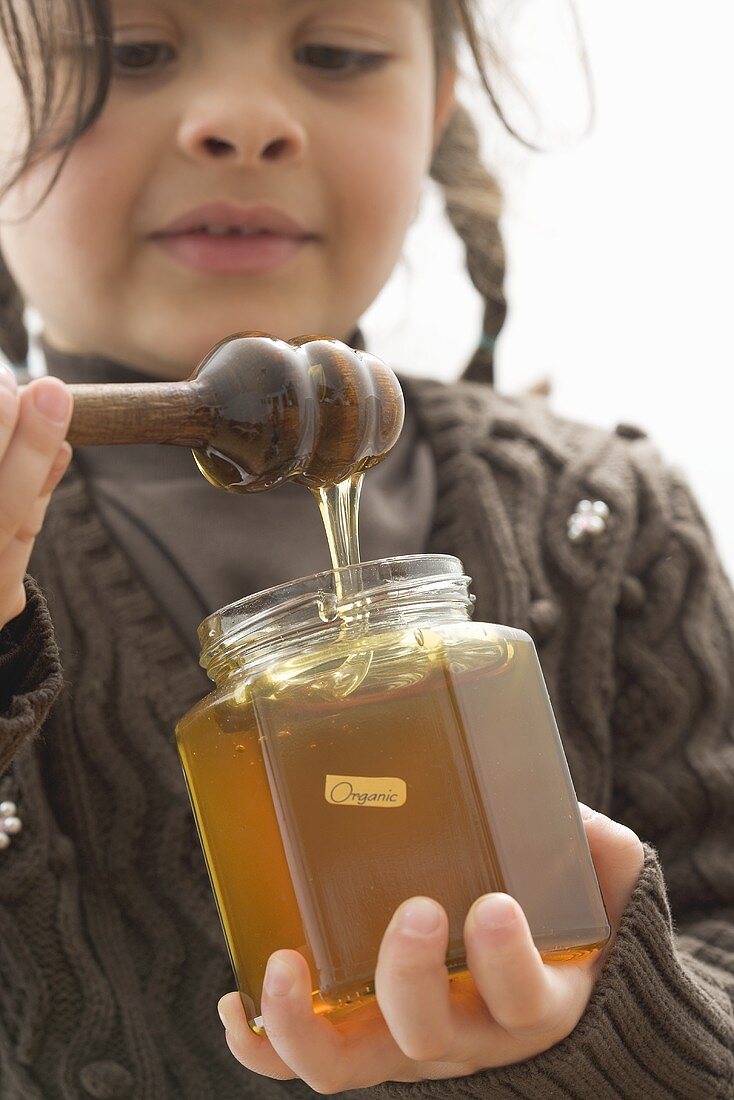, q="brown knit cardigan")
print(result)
[0,376,732,1100]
